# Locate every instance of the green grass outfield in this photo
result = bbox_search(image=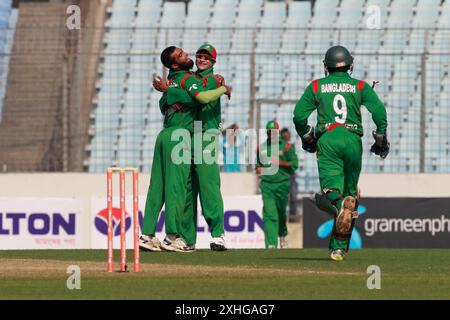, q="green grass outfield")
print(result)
[0,249,449,299]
